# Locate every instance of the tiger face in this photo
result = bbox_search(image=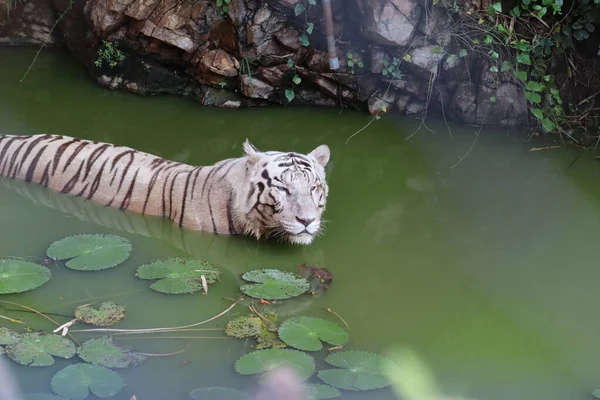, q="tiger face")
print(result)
[241,139,331,245]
